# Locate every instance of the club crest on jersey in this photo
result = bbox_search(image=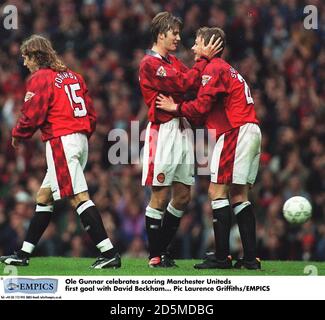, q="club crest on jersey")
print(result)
[156,66,167,77]
[201,75,212,86]
[24,91,35,102]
